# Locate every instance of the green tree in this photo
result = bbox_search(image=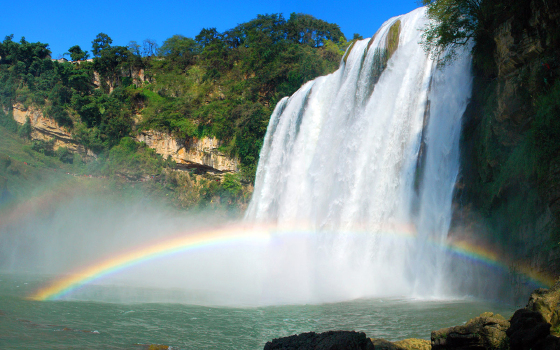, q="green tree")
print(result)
[18,117,32,139]
[158,35,200,67]
[127,40,141,56]
[93,45,130,88]
[92,33,113,57]
[67,45,89,61]
[421,0,484,65]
